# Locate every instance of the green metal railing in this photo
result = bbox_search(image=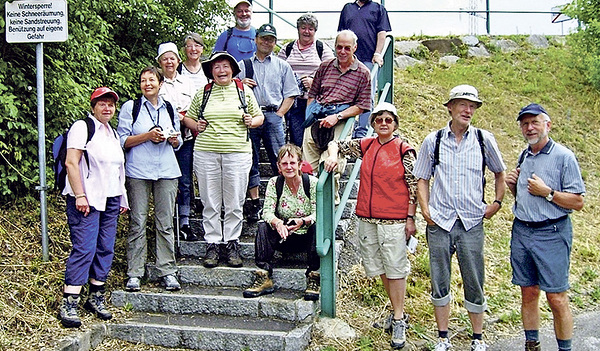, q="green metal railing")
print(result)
[316,35,395,318]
